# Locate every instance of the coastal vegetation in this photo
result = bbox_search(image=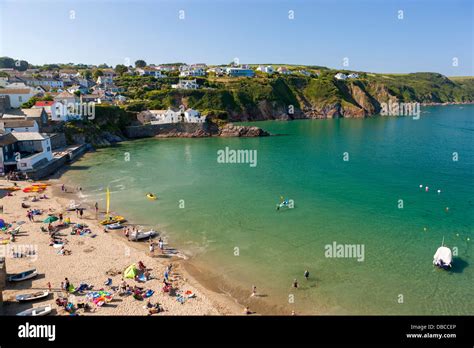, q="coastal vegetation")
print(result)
[114,69,474,121]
